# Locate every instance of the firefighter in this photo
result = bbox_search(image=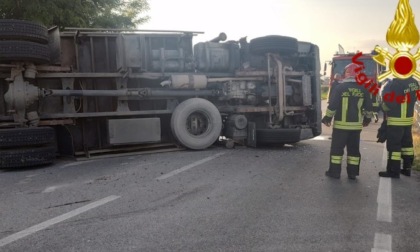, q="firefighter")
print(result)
[322,63,373,179]
[327,73,341,103]
[378,77,419,178]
